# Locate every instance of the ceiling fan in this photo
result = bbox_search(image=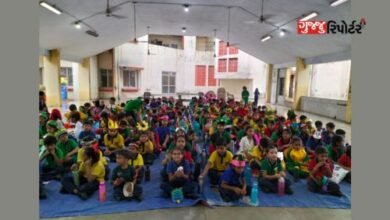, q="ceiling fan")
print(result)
[226,7,239,48]
[244,0,275,26]
[99,0,127,19]
[129,2,148,44]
